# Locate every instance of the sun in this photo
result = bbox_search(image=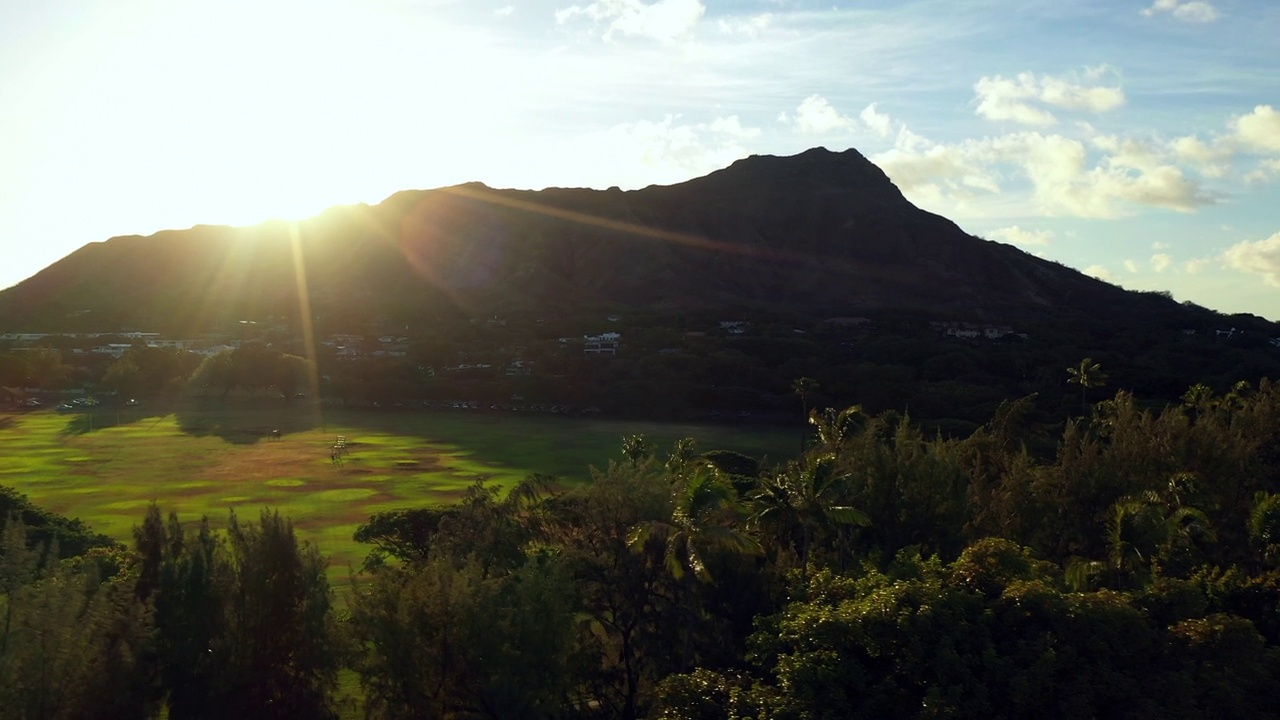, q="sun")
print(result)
[25,0,522,234]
